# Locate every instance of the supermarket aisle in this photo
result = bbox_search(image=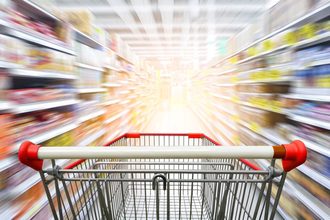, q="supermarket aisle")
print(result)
[143,101,202,133]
